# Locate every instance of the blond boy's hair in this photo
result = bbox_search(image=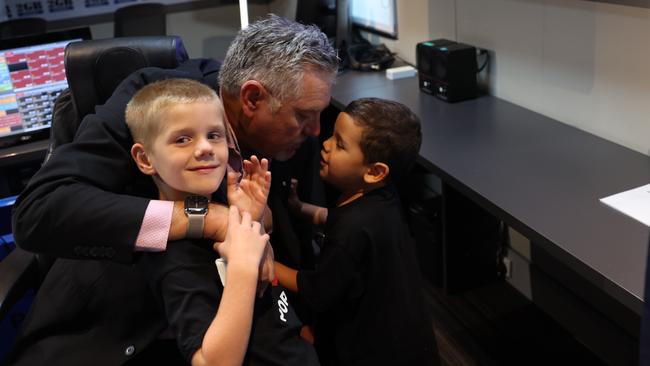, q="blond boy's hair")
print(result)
[125,78,221,146]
